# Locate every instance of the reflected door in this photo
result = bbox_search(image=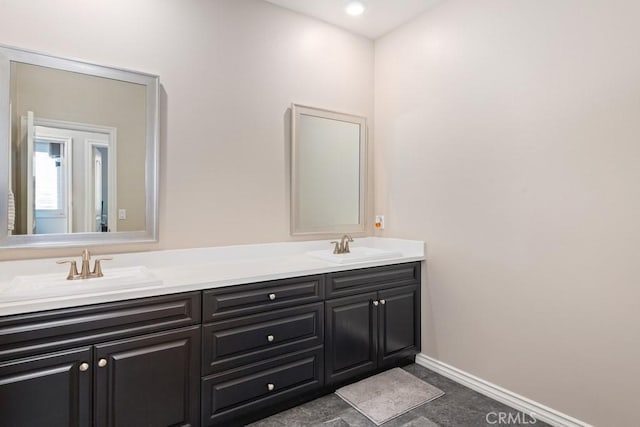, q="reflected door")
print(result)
[22,113,116,234]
